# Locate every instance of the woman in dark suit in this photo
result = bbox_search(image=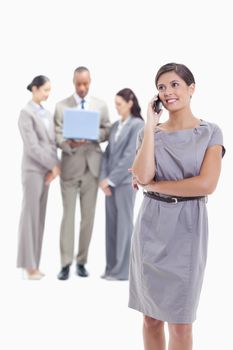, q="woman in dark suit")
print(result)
[17,76,60,280]
[99,88,144,280]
